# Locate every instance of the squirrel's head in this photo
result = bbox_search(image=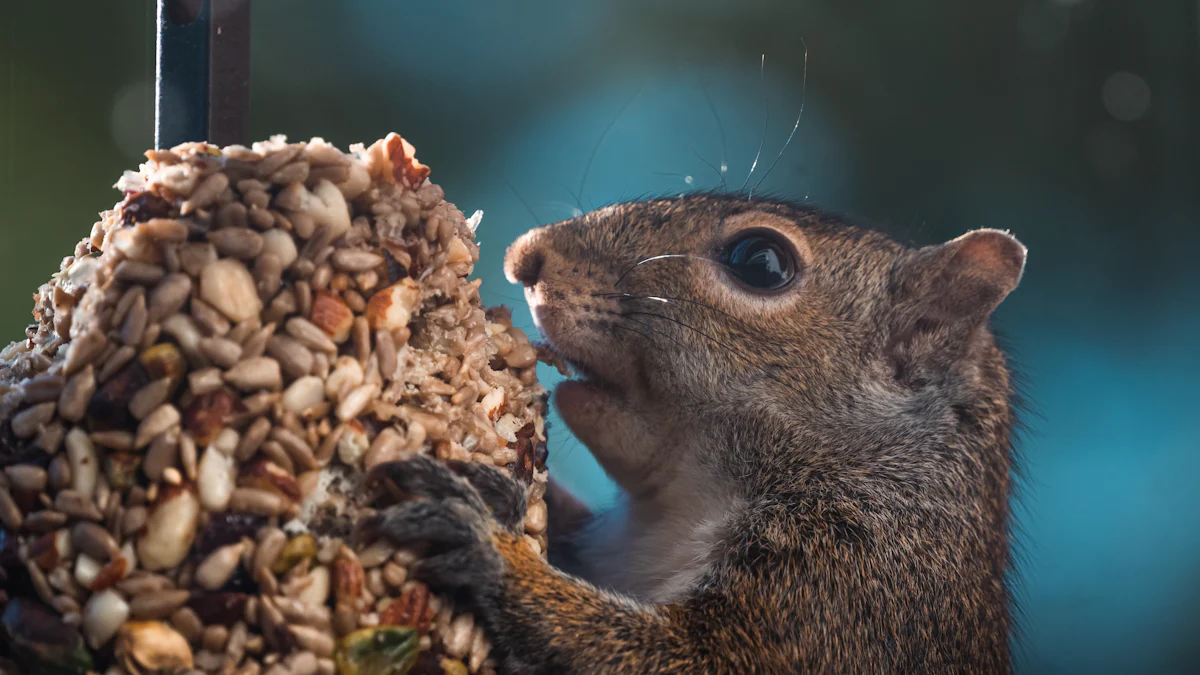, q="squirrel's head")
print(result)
[506,195,1025,496]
